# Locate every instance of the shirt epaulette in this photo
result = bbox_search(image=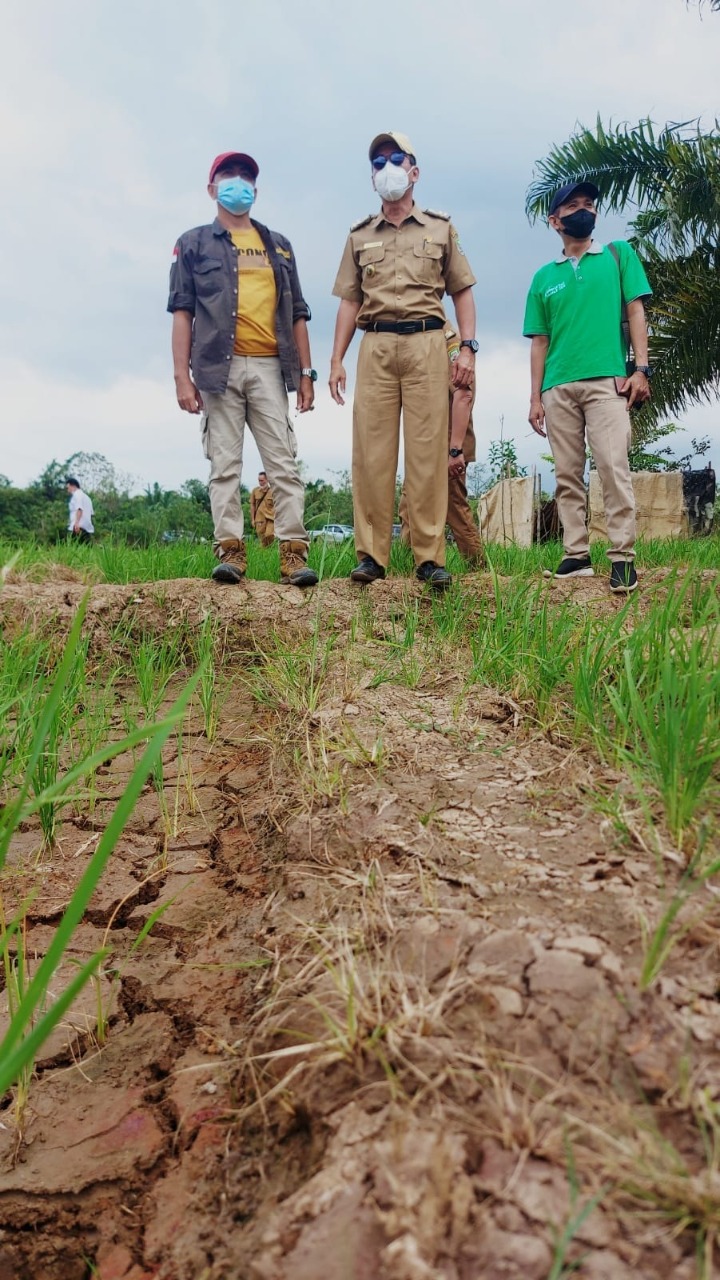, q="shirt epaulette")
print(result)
[350,214,374,231]
[424,208,451,220]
